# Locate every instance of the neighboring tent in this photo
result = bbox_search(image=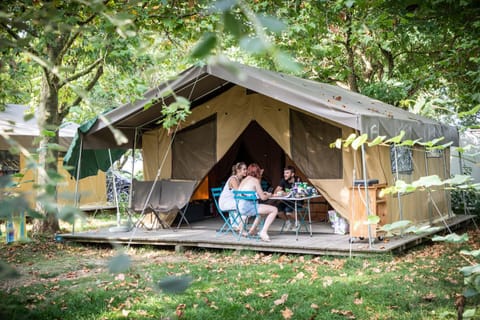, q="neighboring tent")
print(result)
[0,104,107,208]
[63,116,125,180]
[69,61,459,227]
